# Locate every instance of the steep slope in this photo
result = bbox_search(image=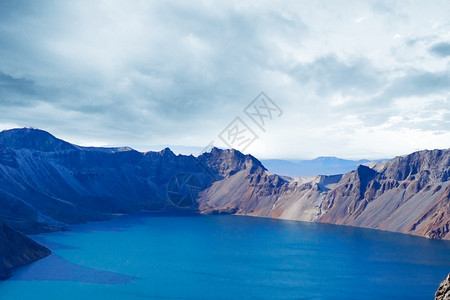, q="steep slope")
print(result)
[319,149,450,238]
[0,128,449,240]
[198,148,288,215]
[0,129,216,233]
[0,220,51,279]
[1,127,448,283]
[0,129,261,234]
[199,148,450,240]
